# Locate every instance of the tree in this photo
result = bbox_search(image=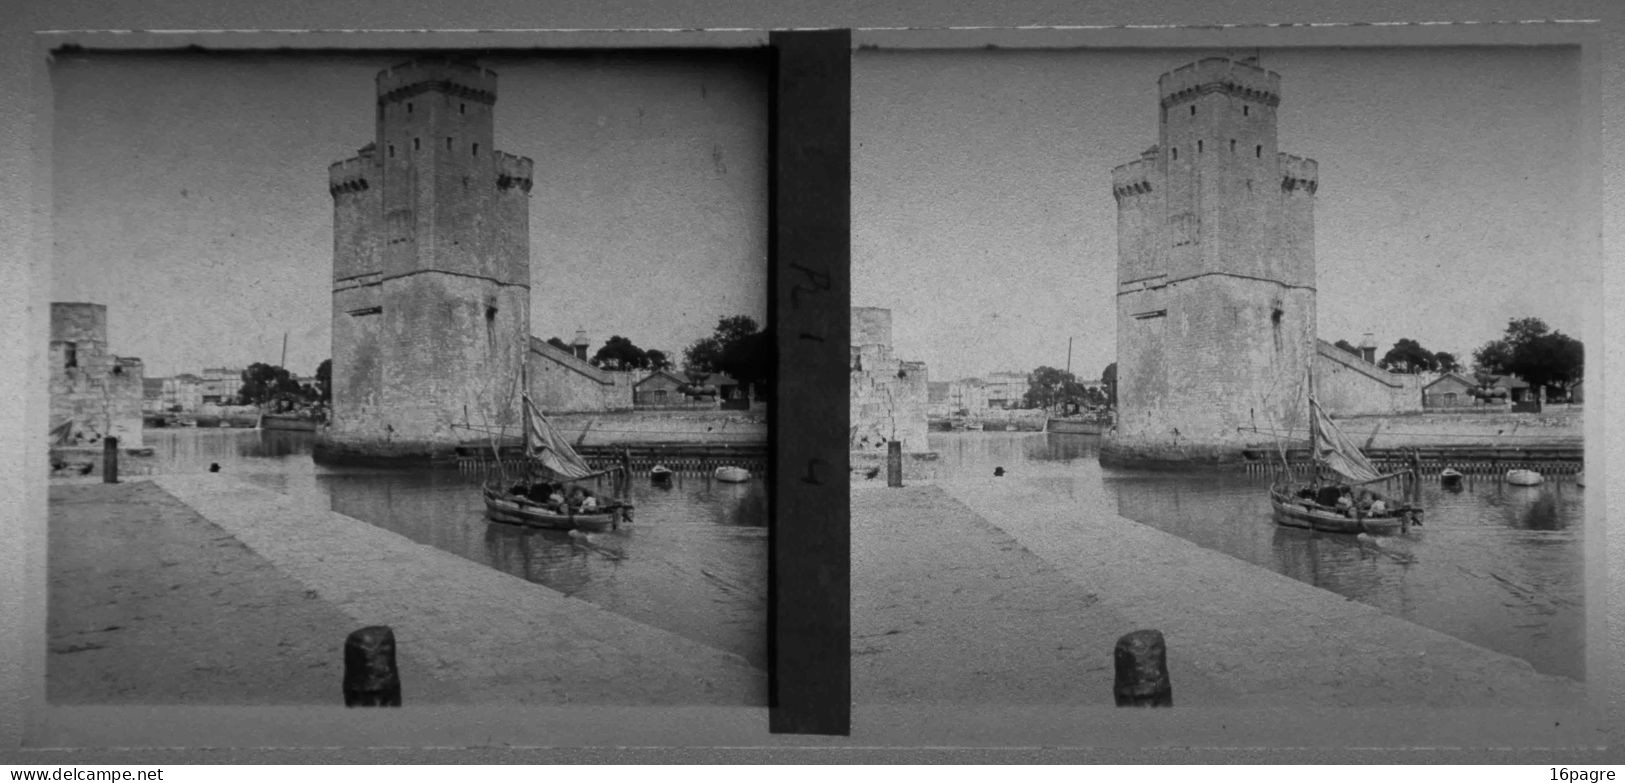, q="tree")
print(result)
[1378,338,1437,374]
[237,363,302,406]
[646,349,673,371]
[1472,317,1584,399]
[1102,362,1117,407]
[315,359,332,403]
[591,335,650,370]
[546,336,572,353]
[1023,366,1090,410]
[1333,339,1360,356]
[1434,352,1459,374]
[683,315,769,397]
